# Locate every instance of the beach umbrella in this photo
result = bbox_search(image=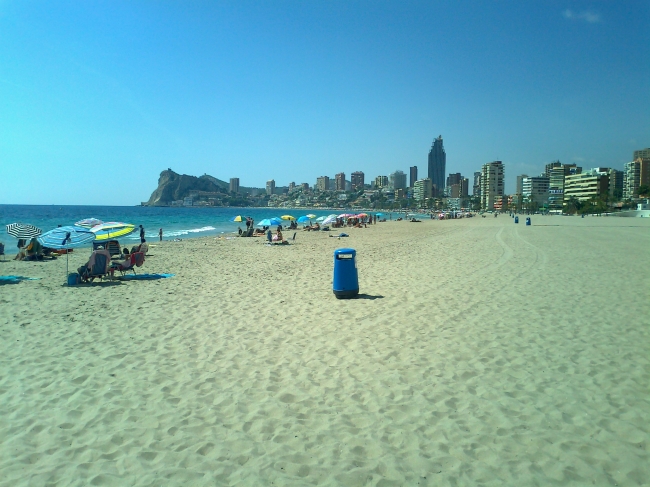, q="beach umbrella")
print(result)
[316,214,337,222]
[305,214,316,218]
[6,223,42,239]
[297,216,311,223]
[356,213,368,218]
[322,215,338,225]
[280,215,296,220]
[257,218,283,227]
[375,213,384,217]
[230,215,250,222]
[338,213,355,218]
[91,222,136,241]
[75,218,104,228]
[37,226,96,284]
